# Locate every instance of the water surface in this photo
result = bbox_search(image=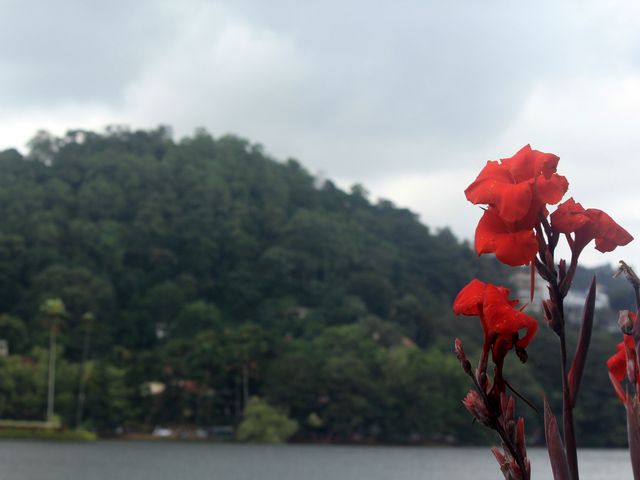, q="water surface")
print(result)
[0,441,631,479]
